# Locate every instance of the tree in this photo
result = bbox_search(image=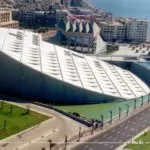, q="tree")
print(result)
[26,104,30,114]
[10,104,13,113]
[0,101,4,110]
